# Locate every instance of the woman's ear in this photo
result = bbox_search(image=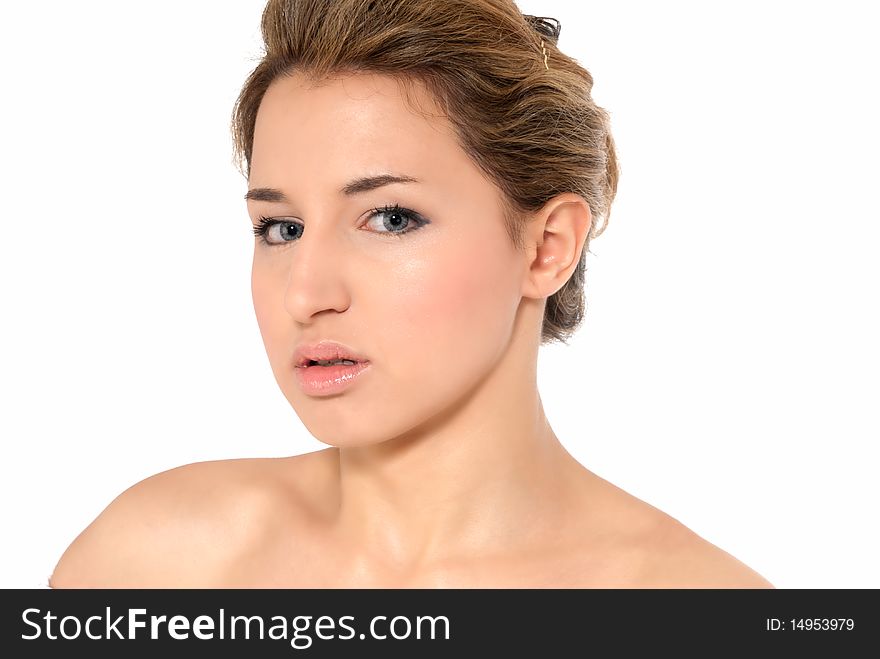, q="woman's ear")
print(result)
[520,193,592,299]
